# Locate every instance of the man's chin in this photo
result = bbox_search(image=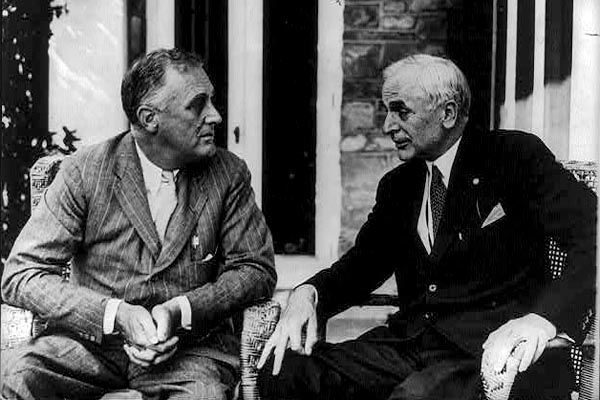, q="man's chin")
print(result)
[396,148,415,161]
[198,143,217,158]
[187,143,217,163]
